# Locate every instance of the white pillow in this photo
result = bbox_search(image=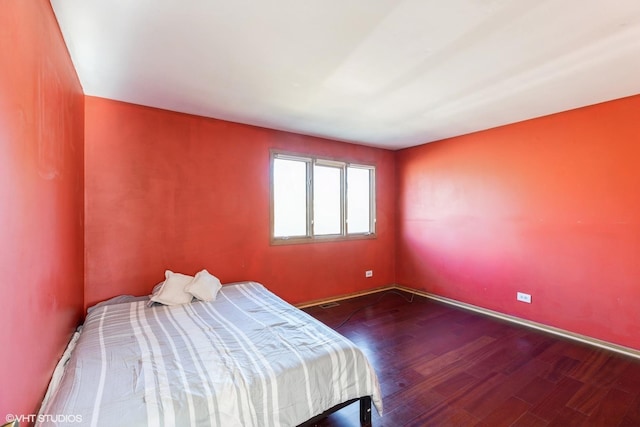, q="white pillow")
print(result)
[150,281,164,296]
[185,269,222,302]
[150,270,194,306]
